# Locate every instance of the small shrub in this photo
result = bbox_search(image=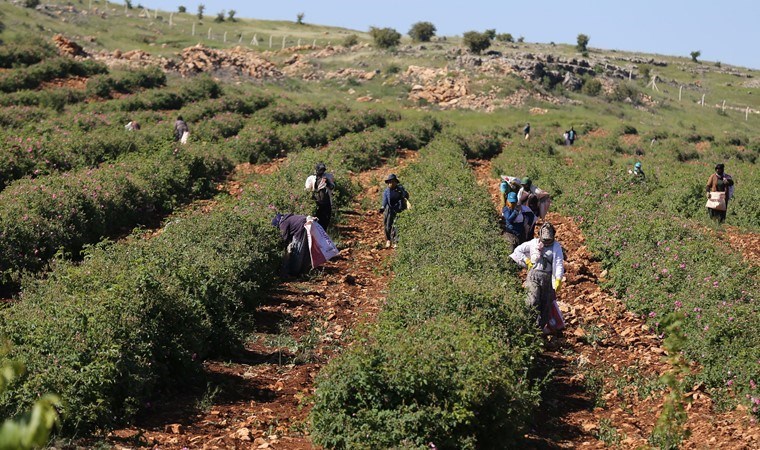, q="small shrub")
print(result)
[408,21,436,42]
[178,5,186,13]
[496,33,514,43]
[462,31,491,54]
[342,34,359,47]
[227,10,236,22]
[214,10,225,23]
[581,76,602,96]
[370,27,401,49]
